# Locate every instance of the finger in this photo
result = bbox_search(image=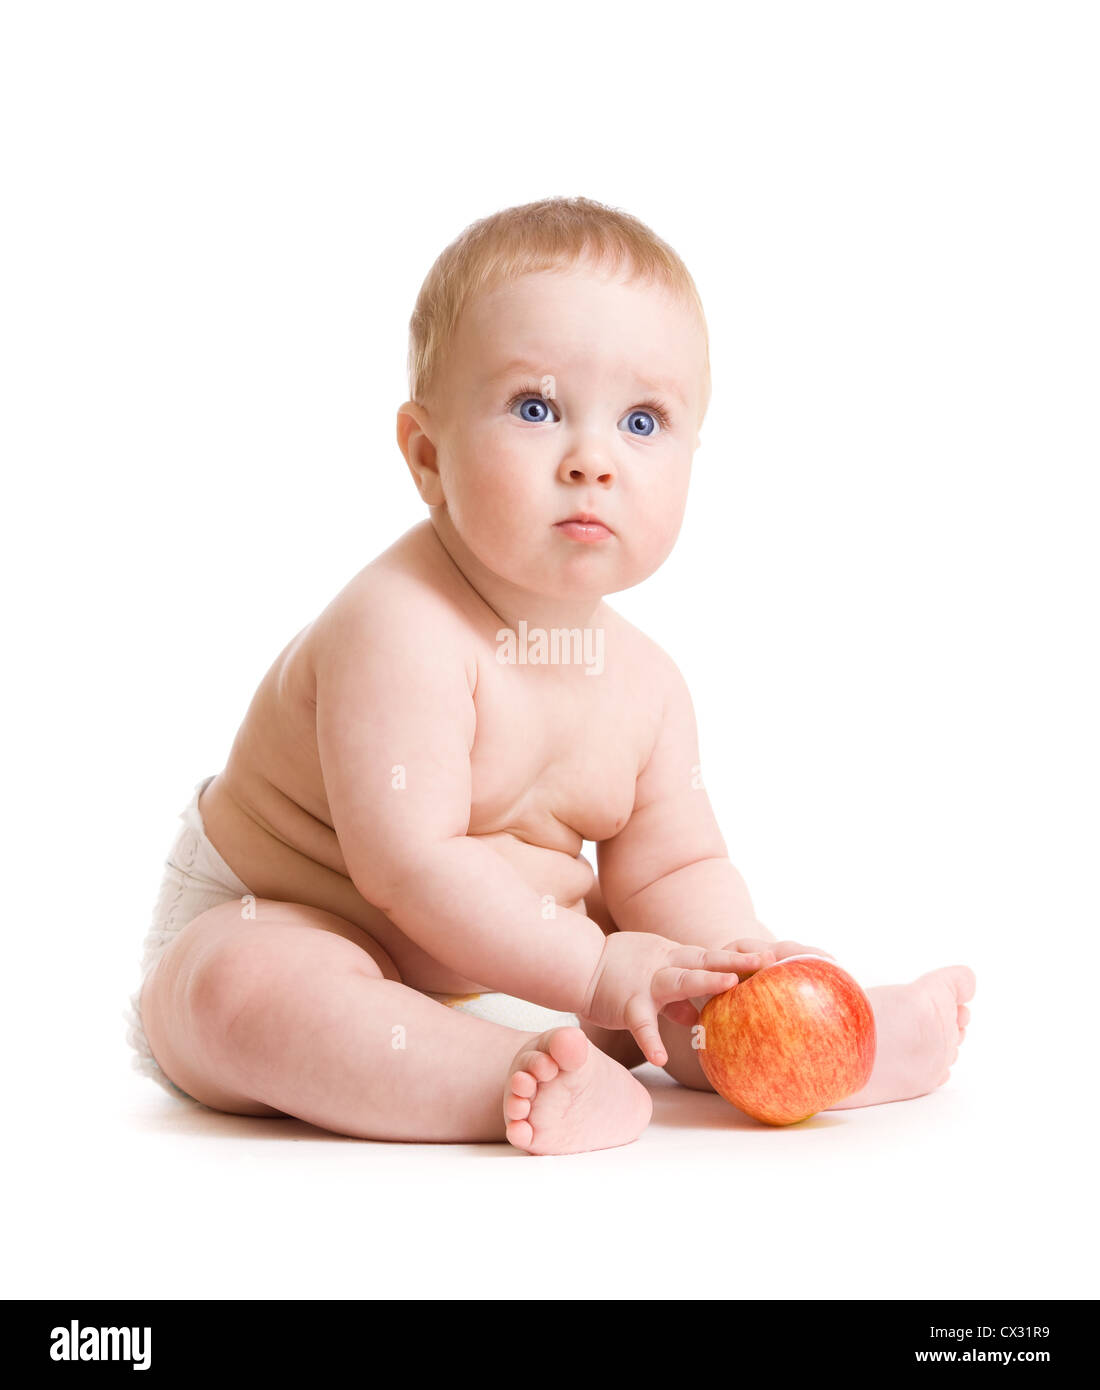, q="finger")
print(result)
[652,966,742,1006]
[624,994,668,1067]
[772,940,835,961]
[724,937,774,955]
[731,939,837,964]
[721,941,777,978]
[661,999,699,1027]
[778,939,839,961]
[671,946,772,972]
